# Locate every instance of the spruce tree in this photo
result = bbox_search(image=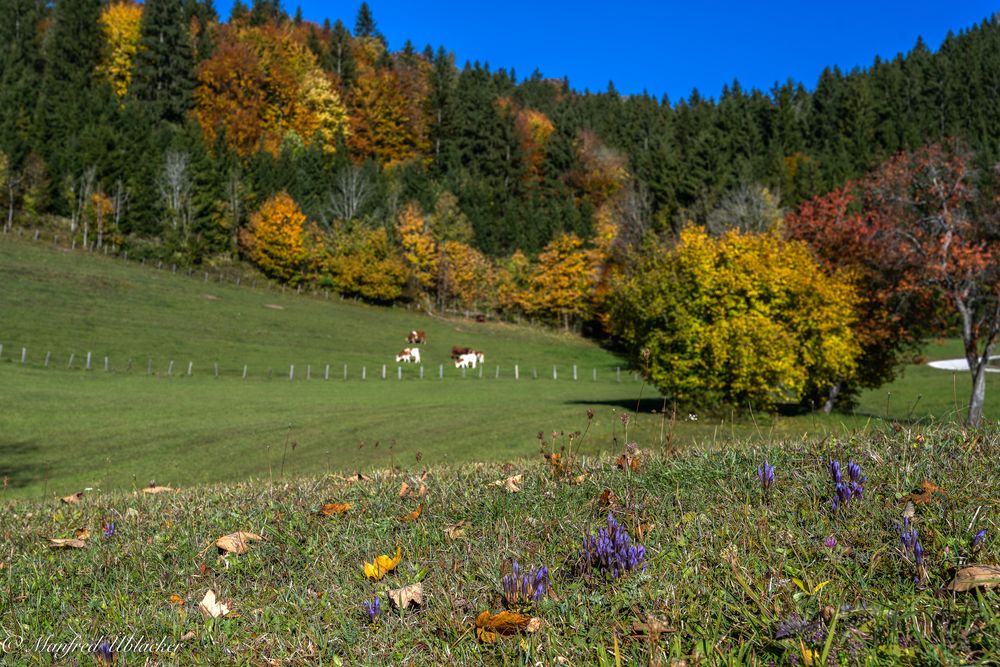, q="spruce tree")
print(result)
[130,0,195,125]
[324,20,356,88]
[0,0,47,162]
[354,3,380,39]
